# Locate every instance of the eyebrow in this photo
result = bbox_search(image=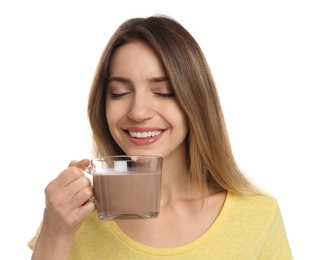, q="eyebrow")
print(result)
[108,76,130,83]
[108,76,170,83]
[148,76,170,83]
